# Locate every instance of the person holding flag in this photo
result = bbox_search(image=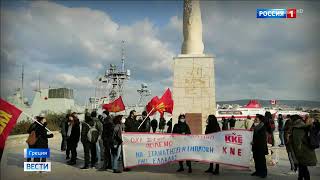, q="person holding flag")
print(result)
[33,113,54,163]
